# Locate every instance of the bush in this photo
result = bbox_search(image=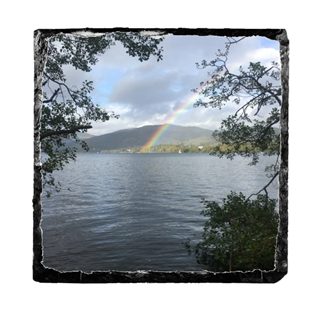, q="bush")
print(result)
[184,192,279,272]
